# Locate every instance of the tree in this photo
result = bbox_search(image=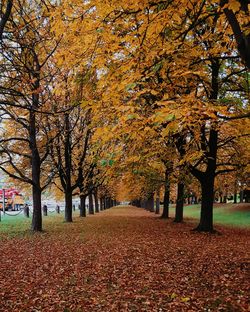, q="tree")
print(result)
[48,99,91,222]
[0,0,59,231]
